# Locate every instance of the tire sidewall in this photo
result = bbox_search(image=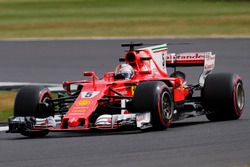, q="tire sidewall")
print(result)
[203,73,245,121]
[233,78,244,118]
[156,85,173,128]
[14,86,53,137]
[133,81,174,130]
[14,86,53,118]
